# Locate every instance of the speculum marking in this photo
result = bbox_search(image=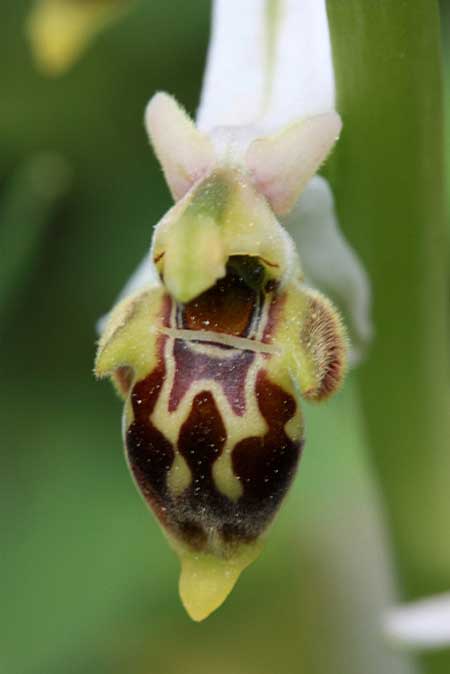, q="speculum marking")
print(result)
[169,340,255,415]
